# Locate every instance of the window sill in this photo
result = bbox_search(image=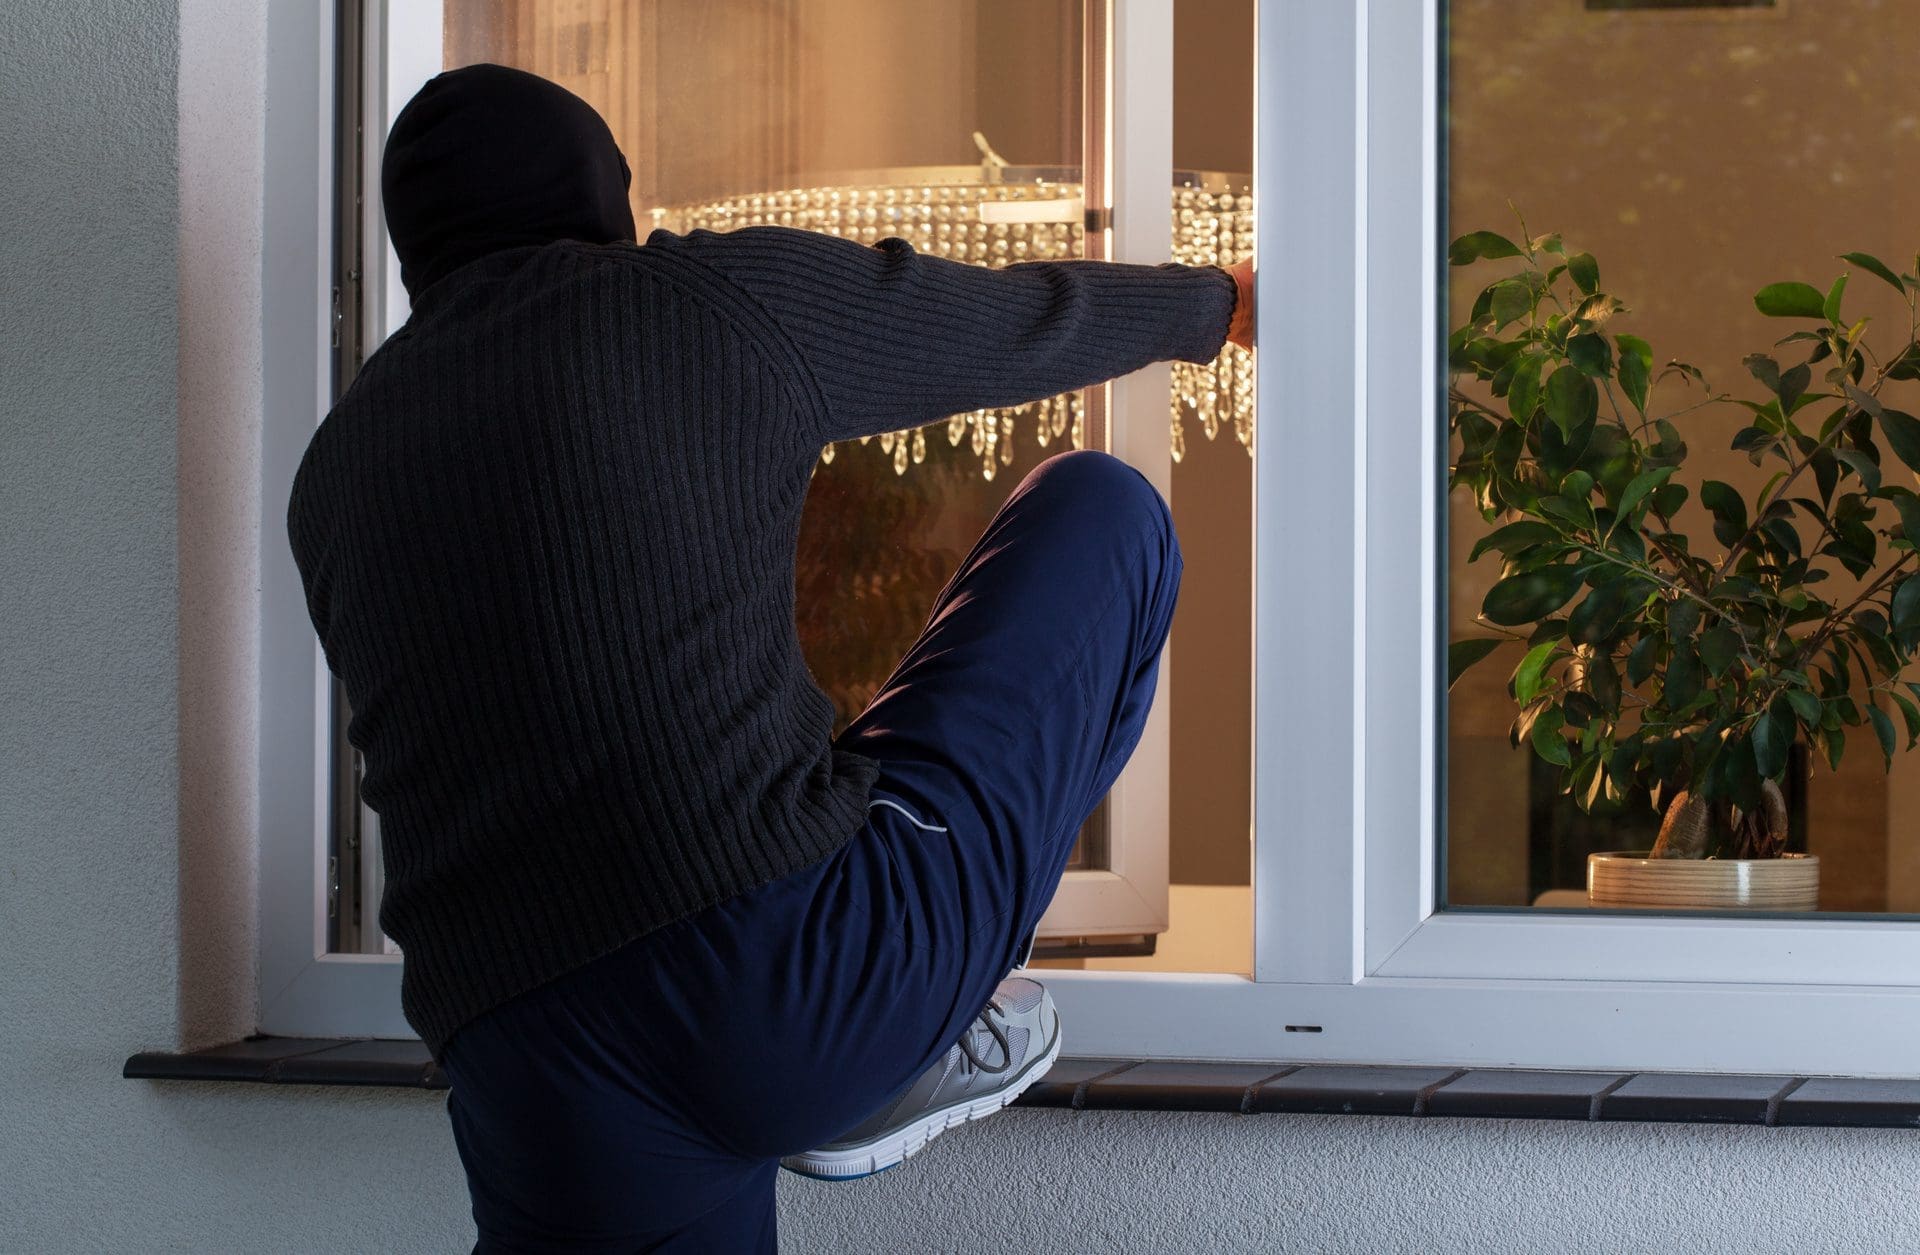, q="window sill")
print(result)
[124,1038,1920,1128]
